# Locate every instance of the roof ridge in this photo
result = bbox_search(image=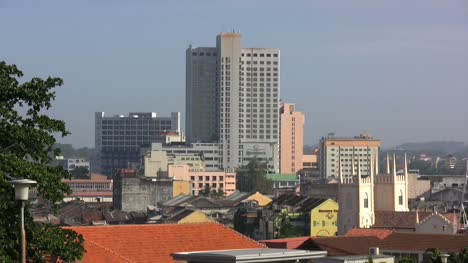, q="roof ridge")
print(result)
[87,239,136,263]
[417,212,453,226]
[213,221,267,248]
